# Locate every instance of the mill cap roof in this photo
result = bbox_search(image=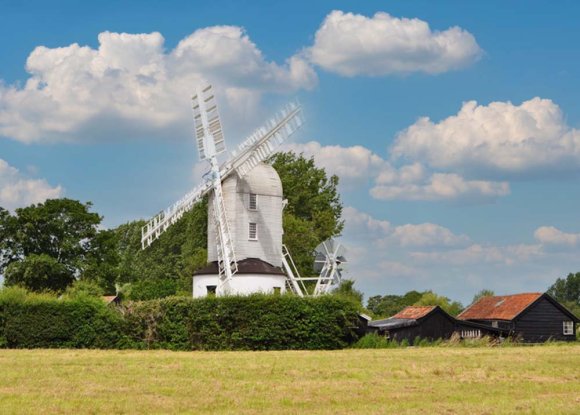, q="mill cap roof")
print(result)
[237,162,282,197]
[457,293,543,321]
